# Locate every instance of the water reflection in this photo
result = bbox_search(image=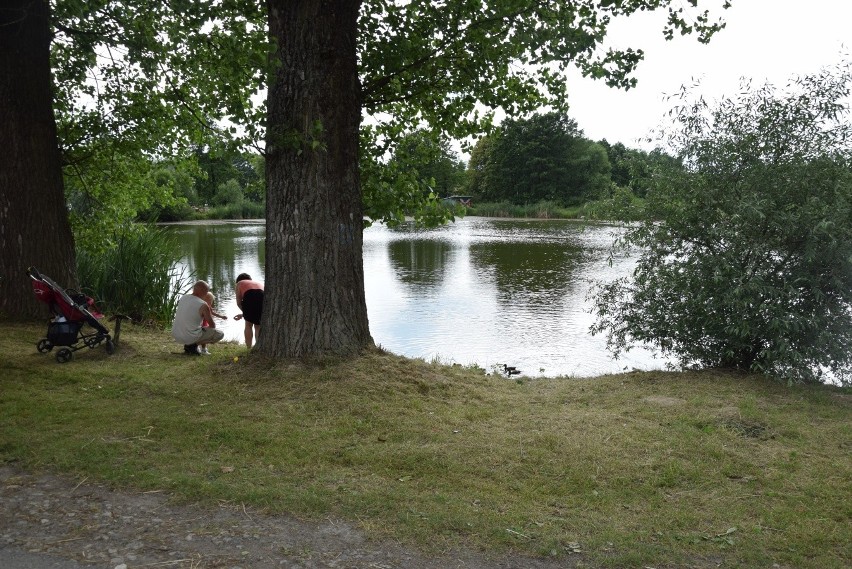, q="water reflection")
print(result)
[469,240,582,308]
[387,238,452,291]
[167,218,667,377]
[165,222,266,315]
